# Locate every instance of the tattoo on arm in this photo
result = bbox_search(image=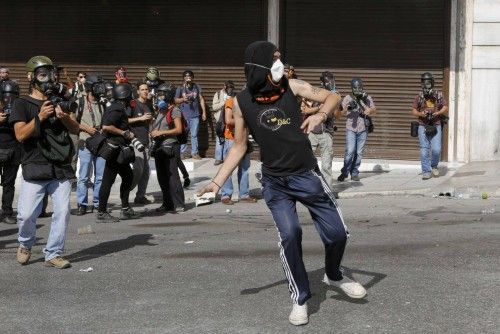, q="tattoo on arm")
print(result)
[311,86,320,95]
[294,79,306,86]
